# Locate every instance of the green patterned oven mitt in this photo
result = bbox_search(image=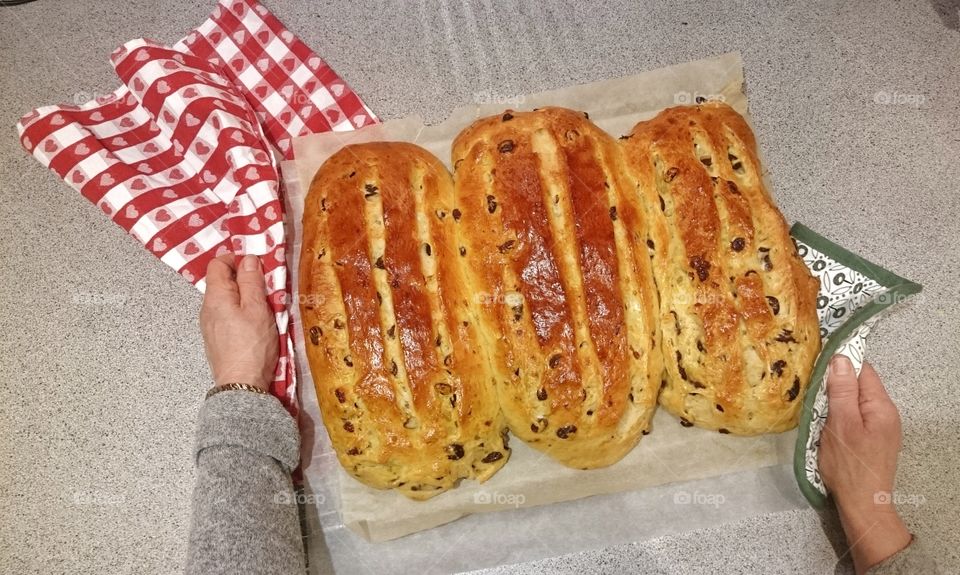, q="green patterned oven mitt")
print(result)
[790,224,922,508]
